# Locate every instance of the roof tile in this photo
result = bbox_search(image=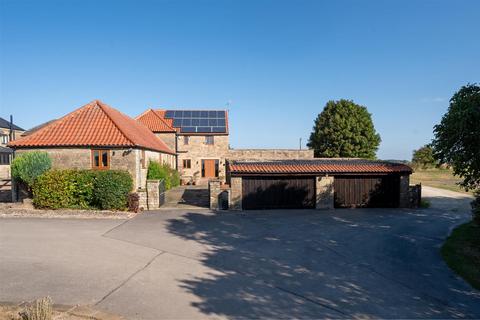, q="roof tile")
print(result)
[229,159,412,174]
[8,100,175,154]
